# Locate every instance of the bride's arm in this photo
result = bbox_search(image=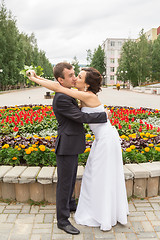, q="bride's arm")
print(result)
[27,73,91,102]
